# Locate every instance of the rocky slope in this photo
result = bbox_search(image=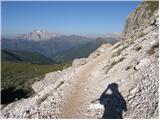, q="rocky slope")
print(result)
[1,1,159,119]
